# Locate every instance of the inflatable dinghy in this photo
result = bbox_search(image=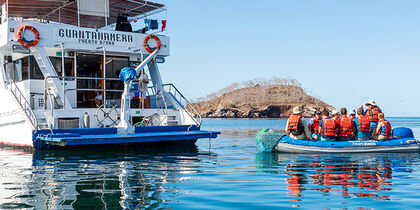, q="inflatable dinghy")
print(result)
[255,127,419,153]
